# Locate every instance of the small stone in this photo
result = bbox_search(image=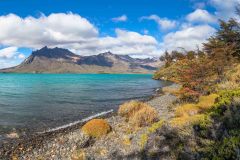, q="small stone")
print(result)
[161,146,170,152]
[6,132,19,139]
